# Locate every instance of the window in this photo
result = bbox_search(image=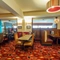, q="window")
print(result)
[33,25,52,28]
[33,18,57,29]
